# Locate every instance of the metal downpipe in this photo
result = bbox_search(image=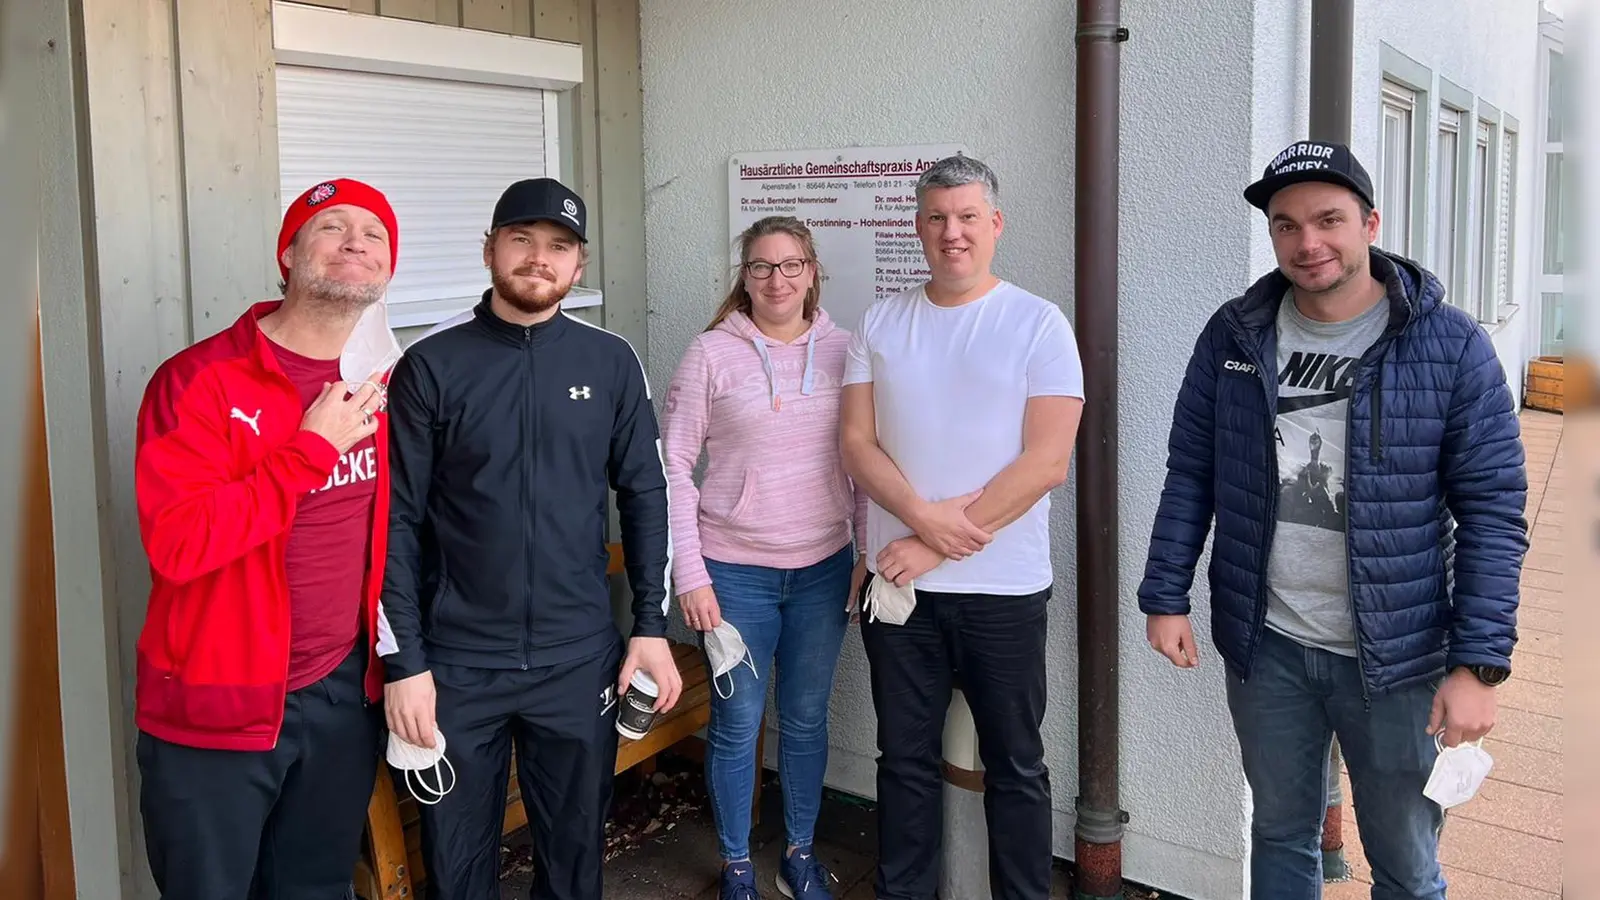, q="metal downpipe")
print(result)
[1073,1,1127,898]
[1309,0,1355,883]
[1309,0,1355,143]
